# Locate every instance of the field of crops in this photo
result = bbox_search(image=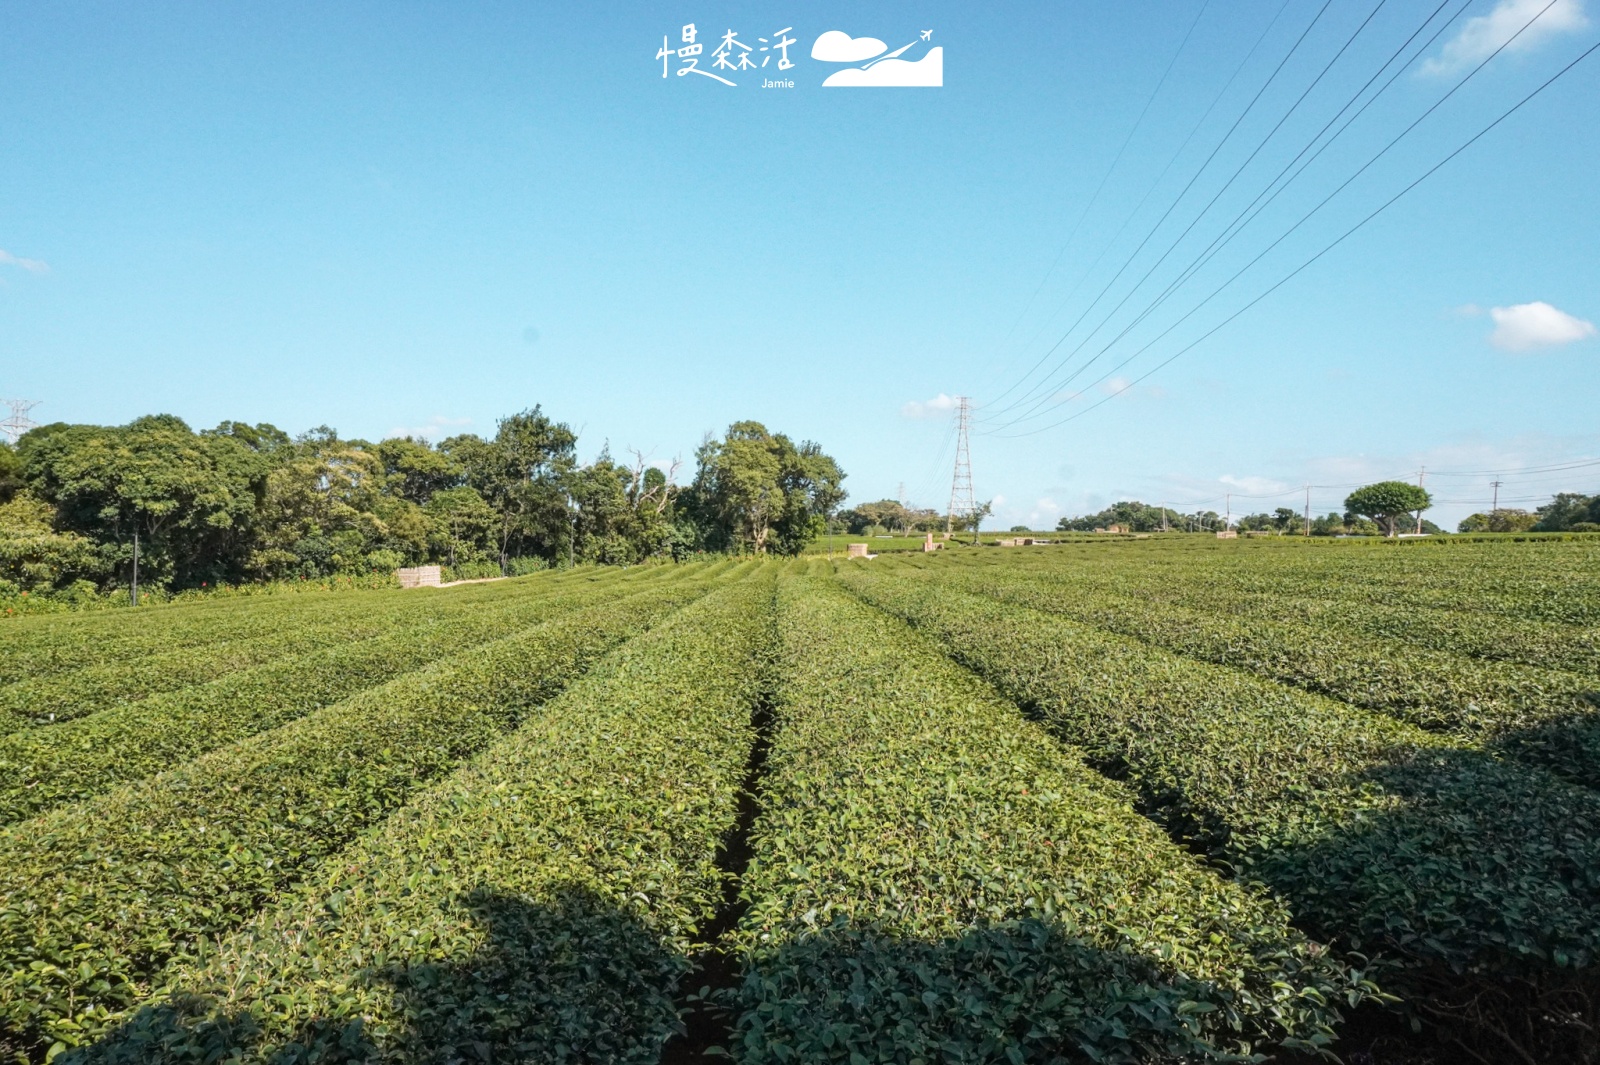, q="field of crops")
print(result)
[1,537,1596,1064]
